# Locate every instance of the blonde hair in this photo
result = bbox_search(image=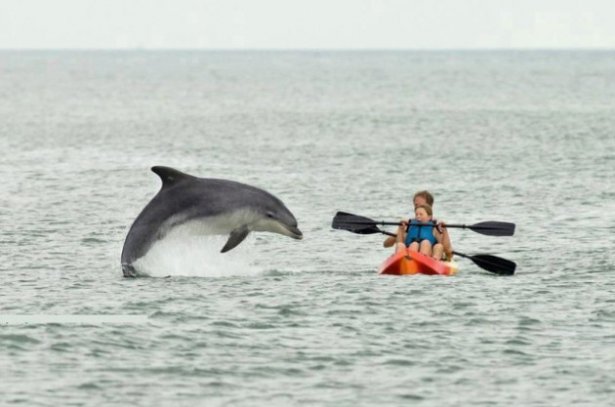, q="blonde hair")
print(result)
[415,204,433,217]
